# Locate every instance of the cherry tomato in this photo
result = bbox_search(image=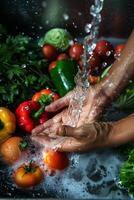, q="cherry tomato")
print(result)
[69,43,84,61]
[48,61,57,72]
[88,52,102,68]
[0,137,27,164]
[57,53,69,61]
[44,151,69,170]
[89,75,100,85]
[32,88,60,102]
[115,44,125,57]
[42,44,57,61]
[14,163,43,188]
[95,40,114,58]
